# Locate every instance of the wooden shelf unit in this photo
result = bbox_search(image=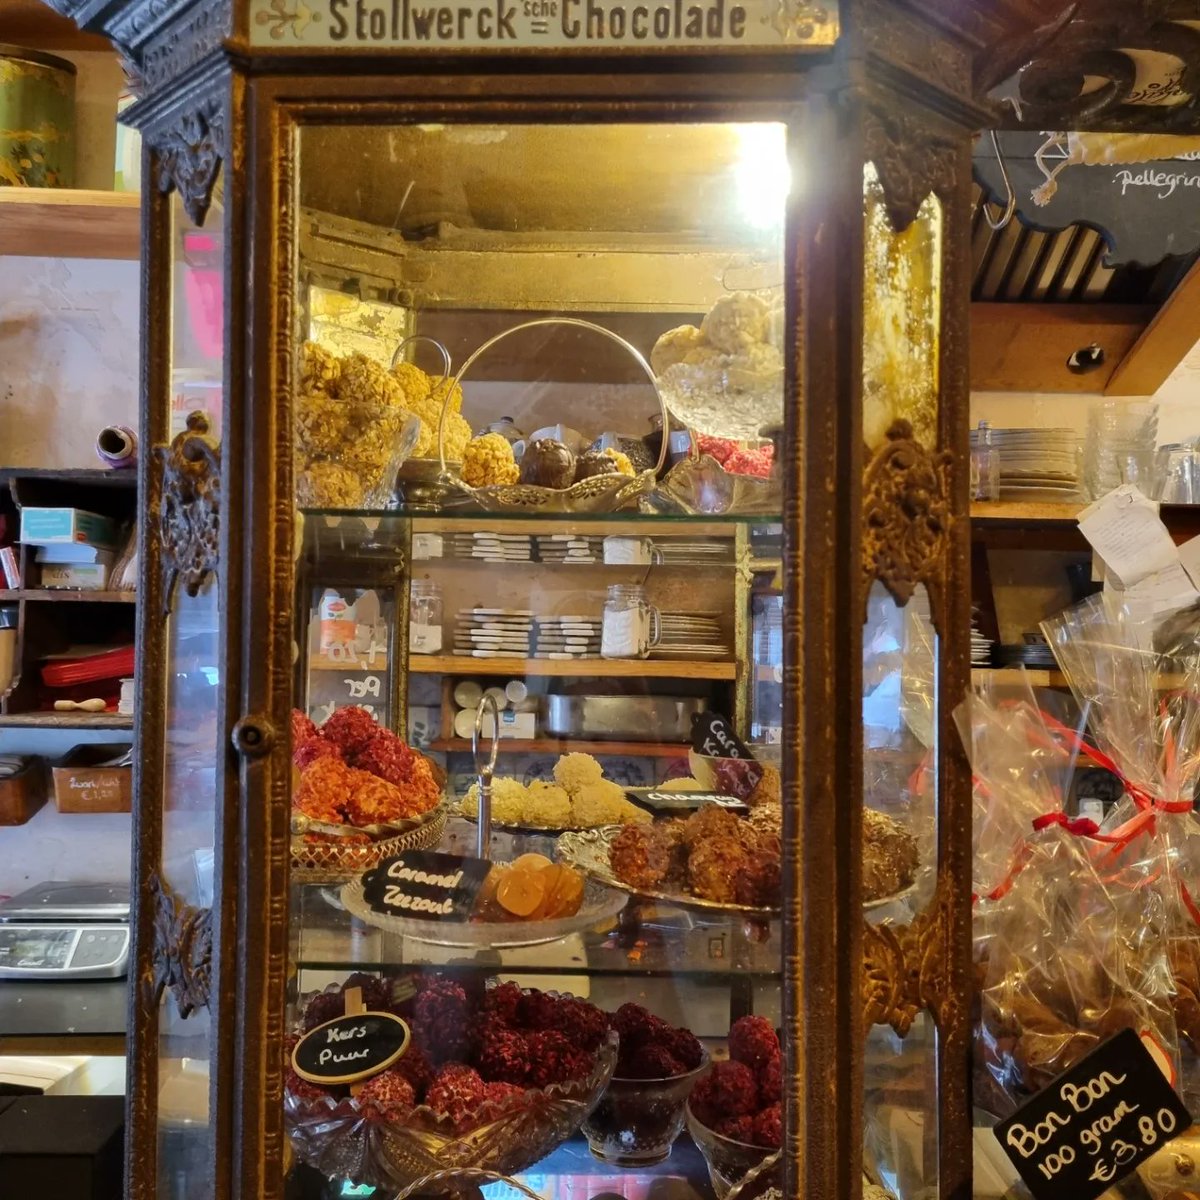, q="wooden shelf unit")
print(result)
[0,712,133,730]
[429,737,690,757]
[2,590,136,604]
[0,189,141,260]
[410,655,737,679]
